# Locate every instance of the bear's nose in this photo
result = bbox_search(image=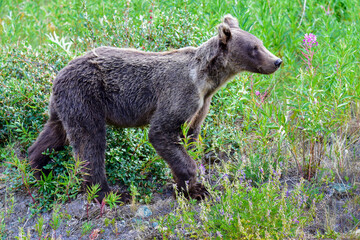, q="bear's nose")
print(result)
[274,59,282,68]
